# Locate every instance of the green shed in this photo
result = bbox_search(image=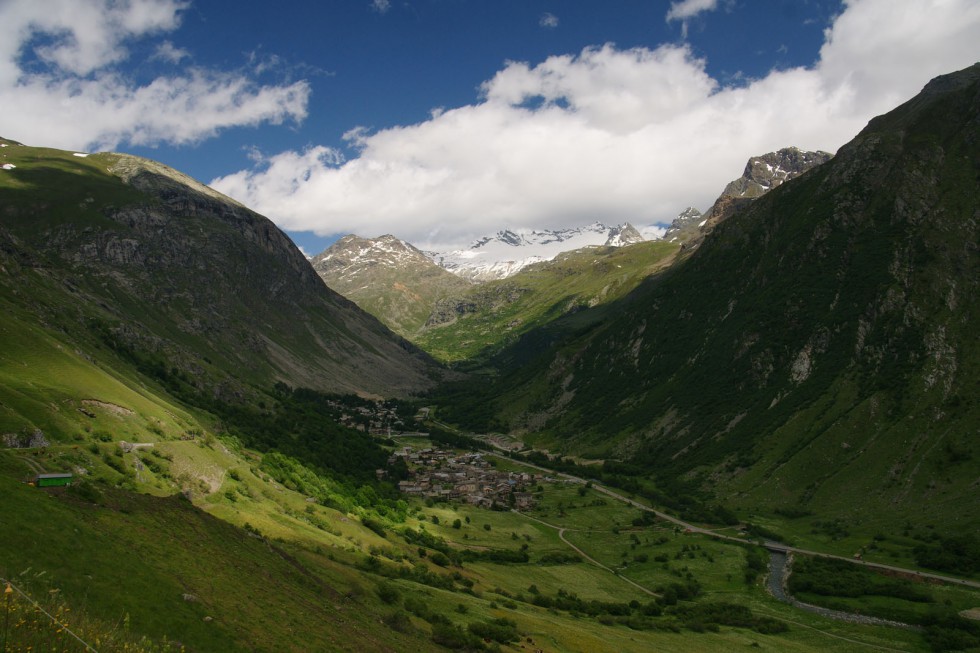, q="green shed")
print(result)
[36,473,73,488]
